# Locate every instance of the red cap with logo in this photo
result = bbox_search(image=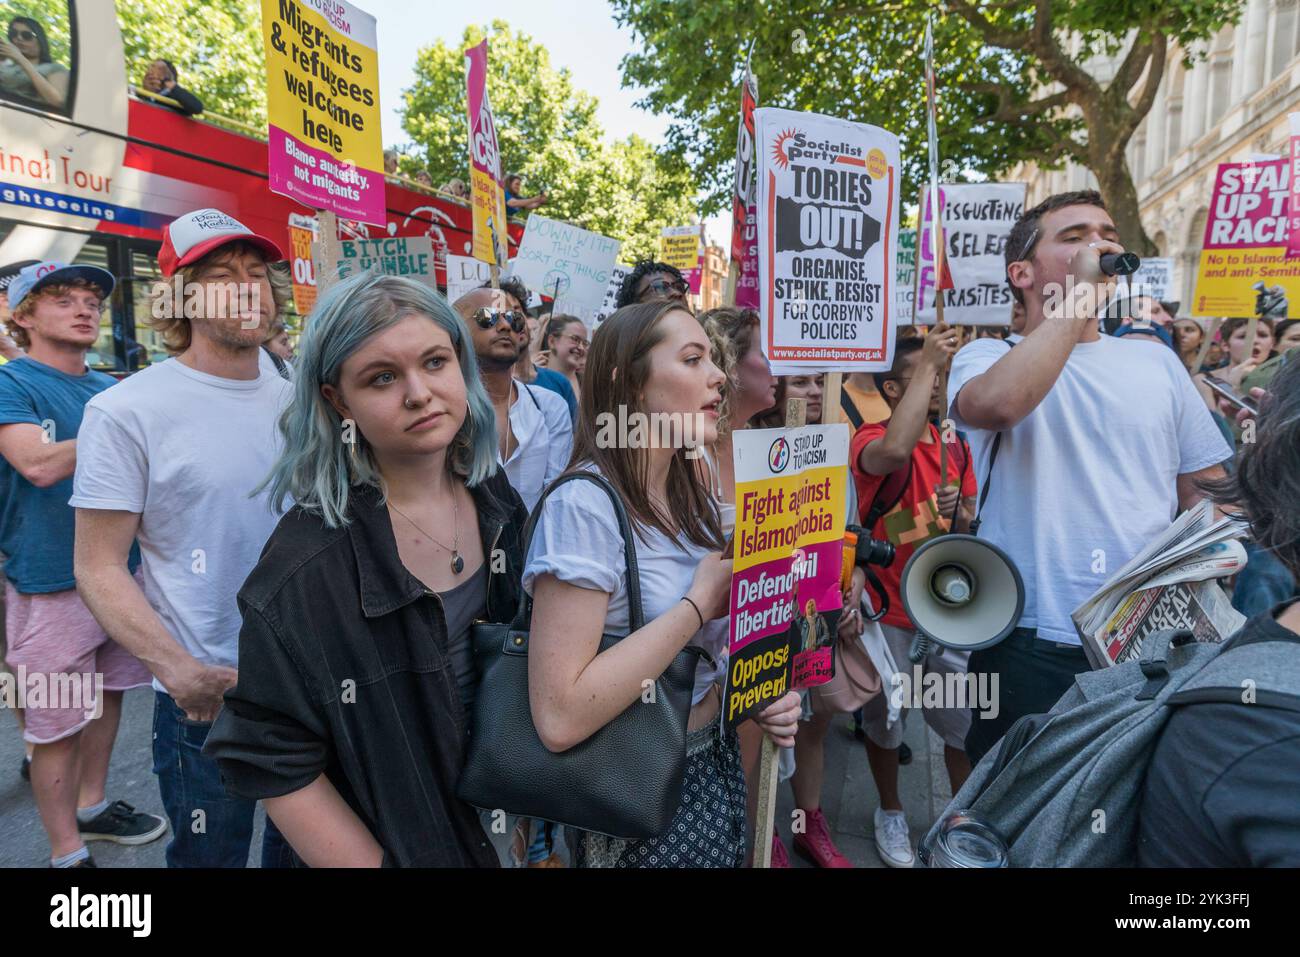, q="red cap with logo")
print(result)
[158,208,285,277]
